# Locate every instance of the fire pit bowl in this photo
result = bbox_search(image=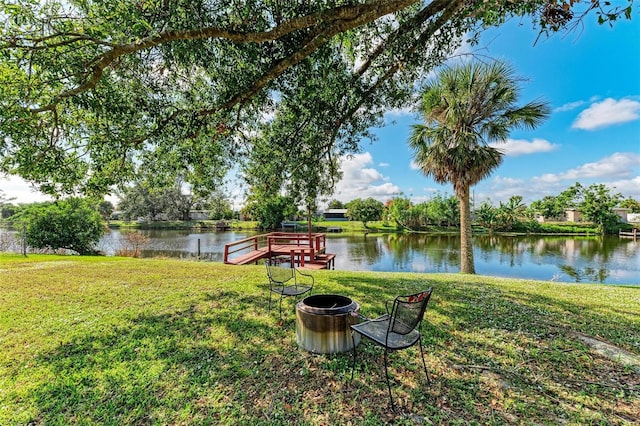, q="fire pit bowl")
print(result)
[295,294,360,354]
